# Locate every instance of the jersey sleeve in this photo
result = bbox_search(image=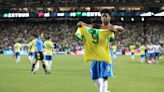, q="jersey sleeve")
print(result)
[108,31,115,42]
[75,27,83,41]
